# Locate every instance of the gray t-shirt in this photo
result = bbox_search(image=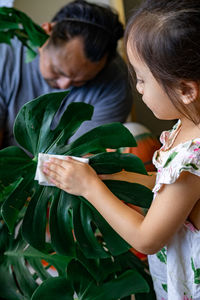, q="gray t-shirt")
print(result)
[0,39,133,148]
